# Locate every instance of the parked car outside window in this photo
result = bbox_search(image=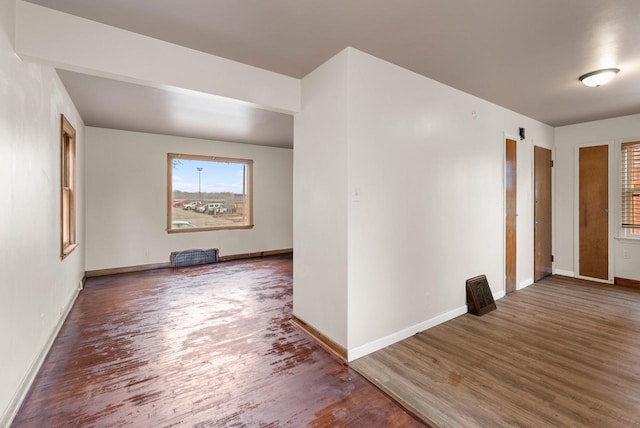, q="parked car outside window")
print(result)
[183,201,202,210]
[171,221,196,229]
